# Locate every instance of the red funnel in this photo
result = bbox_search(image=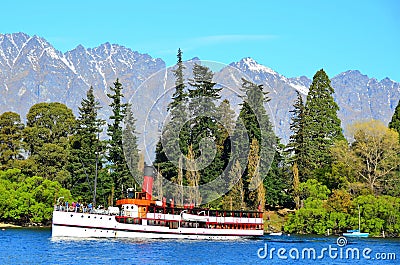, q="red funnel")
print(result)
[142,166,153,200]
